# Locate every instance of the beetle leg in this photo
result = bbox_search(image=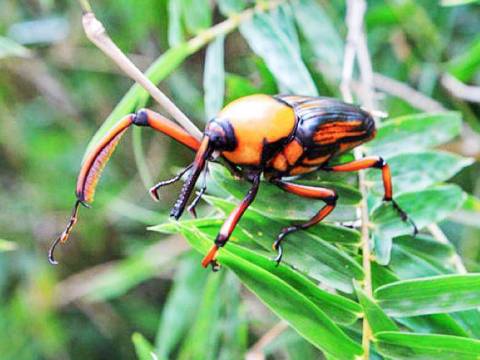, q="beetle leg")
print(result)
[186,164,209,218]
[50,109,201,265]
[323,156,418,235]
[149,164,193,201]
[201,172,261,271]
[271,180,338,265]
